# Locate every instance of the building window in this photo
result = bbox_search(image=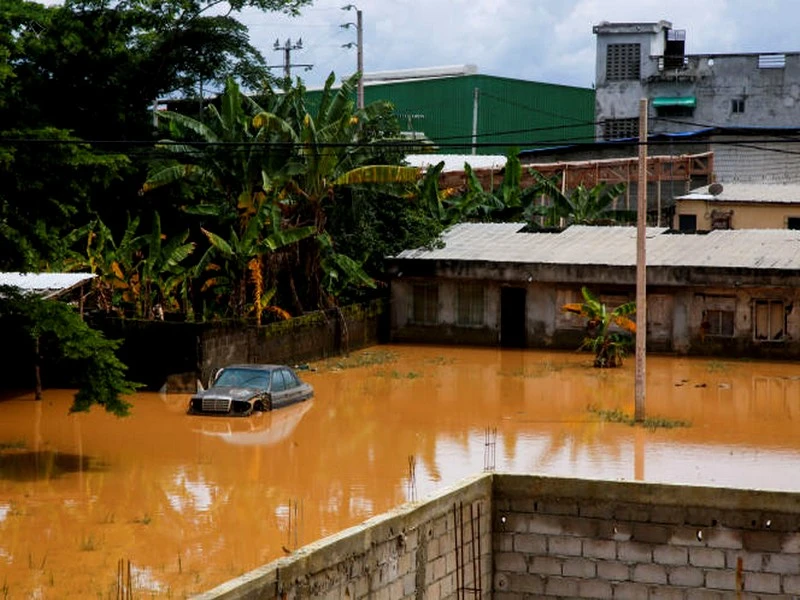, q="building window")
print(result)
[602,117,639,141]
[606,43,641,81]
[758,53,786,69]
[787,217,800,230]
[678,214,697,231]
[457,283,485,327]
[753,300,786,341]
[710,210,732,230]
[732,99,745,114]
[410,284,438,325]
[703,309,734,337]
